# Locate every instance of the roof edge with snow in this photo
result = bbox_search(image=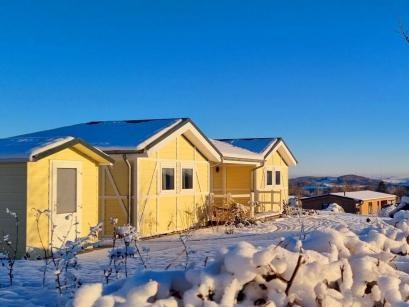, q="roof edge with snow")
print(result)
[0,137,114,165]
